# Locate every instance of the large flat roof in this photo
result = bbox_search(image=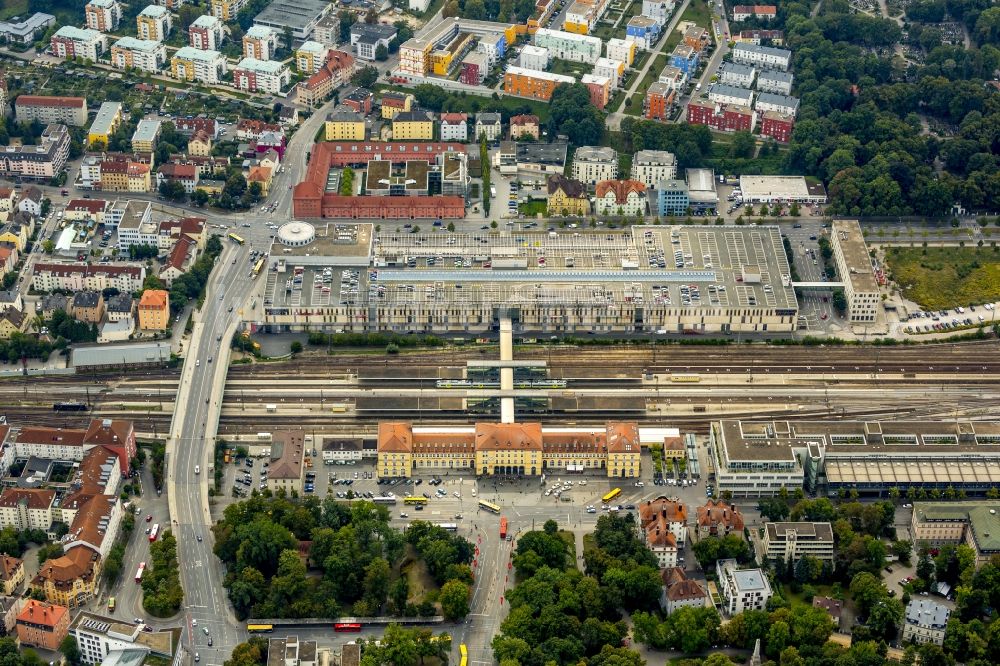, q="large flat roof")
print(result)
[71,341,170,367]
[254,0,330,32]
[831,219,877,293]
